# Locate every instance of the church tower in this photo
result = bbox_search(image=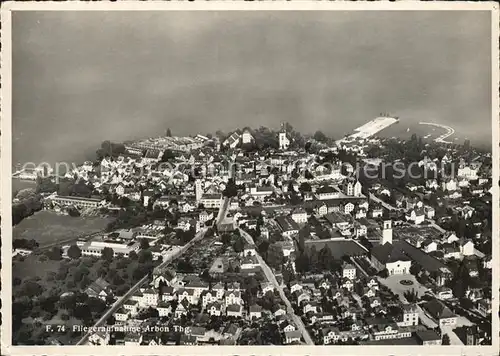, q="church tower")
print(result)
[279,123,290,150]
[381,220,393,245]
